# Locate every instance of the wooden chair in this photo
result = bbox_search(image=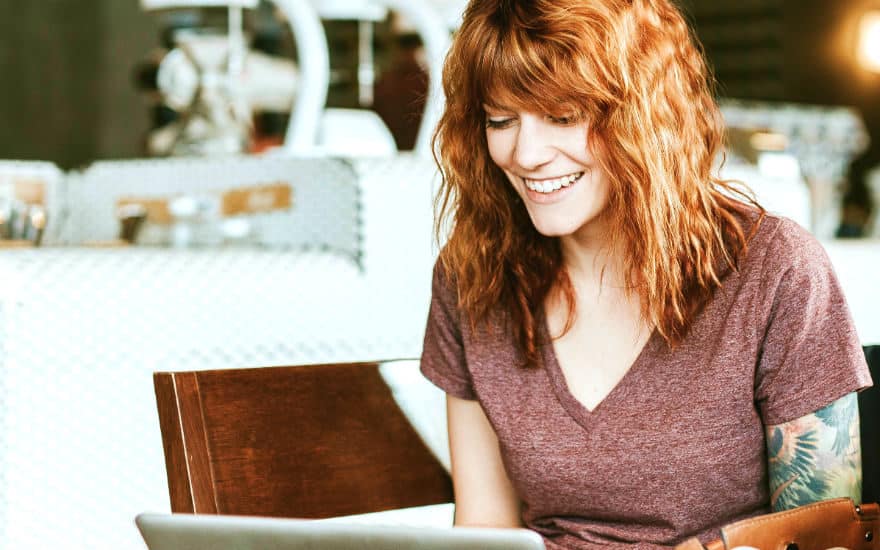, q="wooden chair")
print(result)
[153,361,453,519]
